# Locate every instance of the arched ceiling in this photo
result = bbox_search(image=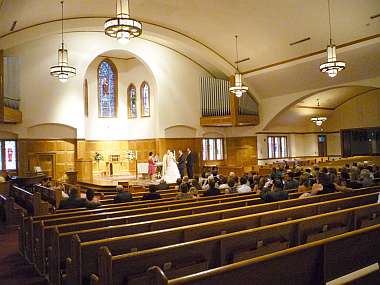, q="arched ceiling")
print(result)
[1,0,380,98]
[265,86,379,130]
